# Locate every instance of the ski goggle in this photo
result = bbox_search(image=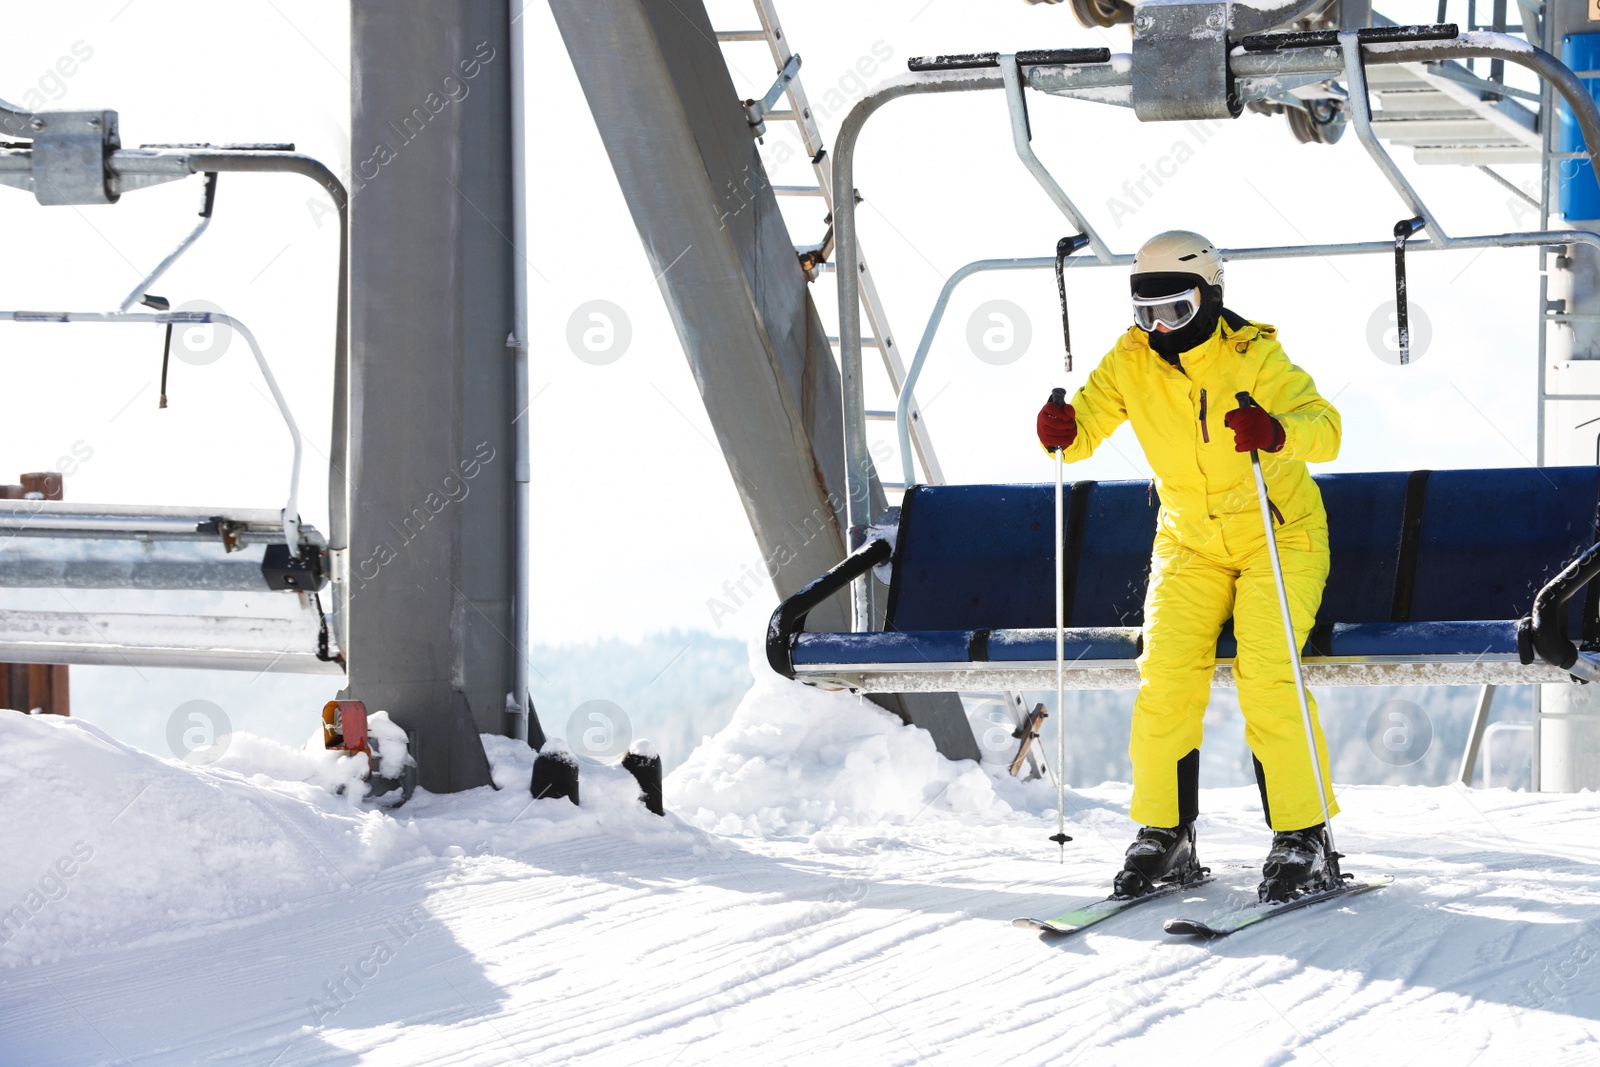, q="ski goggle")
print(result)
[1132,286,1202,332]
